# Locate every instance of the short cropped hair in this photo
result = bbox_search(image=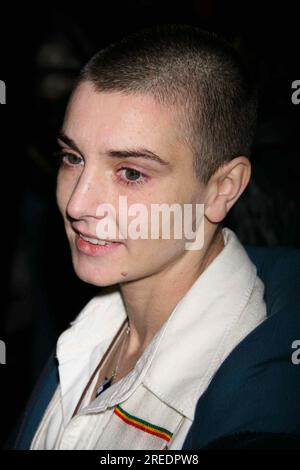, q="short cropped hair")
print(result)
[76,24,258,185]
